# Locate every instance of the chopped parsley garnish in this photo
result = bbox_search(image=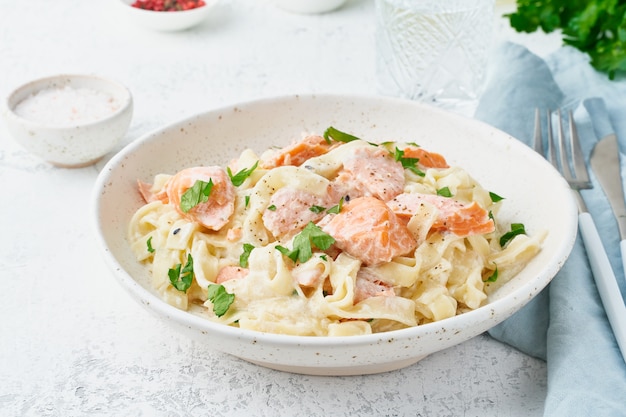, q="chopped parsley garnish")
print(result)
[489,191,504,203]
[168,254,194,293]
[437,187,452,197]
[309,205,327,214]
[244,195,250,208]
[323,126,361,144]
[484,264,498,283]
[267,204,277,211]
[146,236,155,253]
[394,147,425,177]
[393,147,405,161]
[276,222,335,263]
[180,179,213,213]
[239,243,254,268]
[500,223,526,247]
[227,161,259,186]
[207,283,235,317]
[326,198,344,214]
[275,245,291,258]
